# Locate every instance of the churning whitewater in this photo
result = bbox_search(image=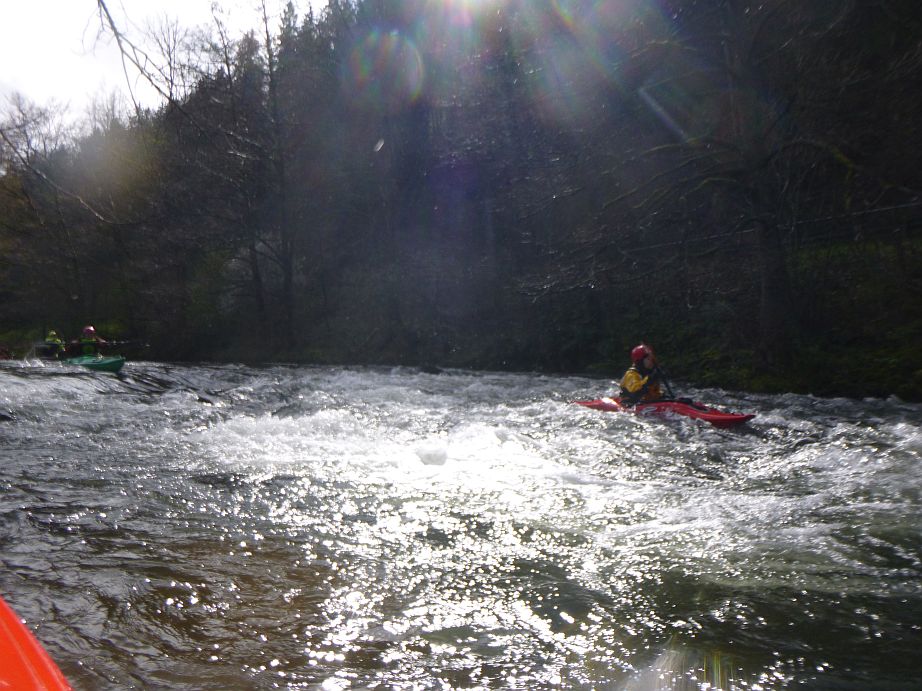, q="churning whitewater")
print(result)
[1,361,920,690]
